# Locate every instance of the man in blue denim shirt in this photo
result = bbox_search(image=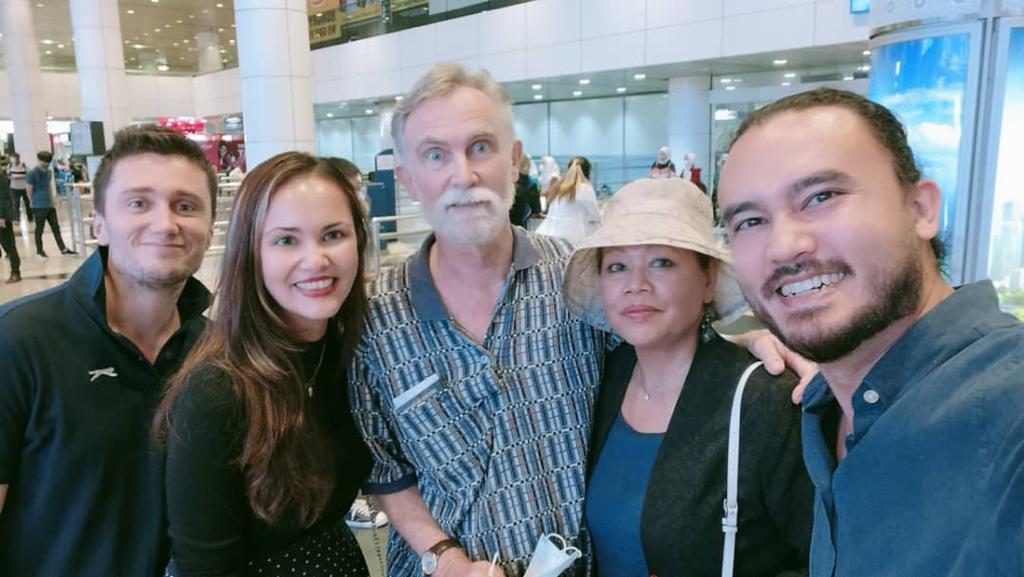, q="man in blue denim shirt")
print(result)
[718,87,1024,577]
